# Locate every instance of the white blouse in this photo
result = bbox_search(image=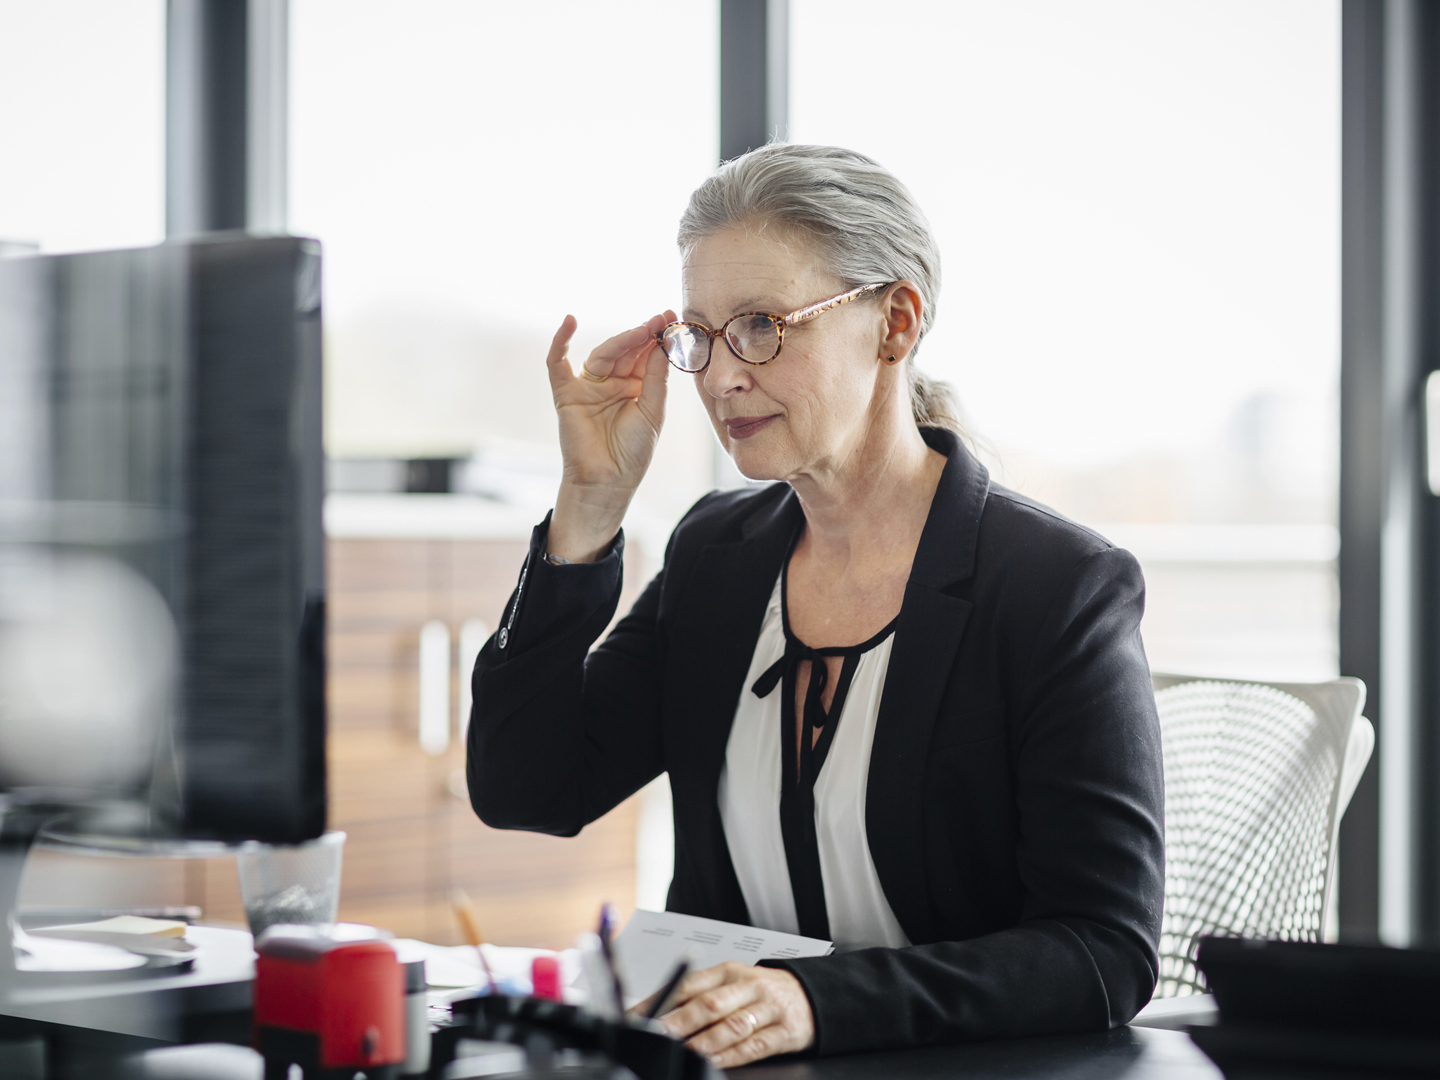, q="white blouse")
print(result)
[717,572,911,953]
